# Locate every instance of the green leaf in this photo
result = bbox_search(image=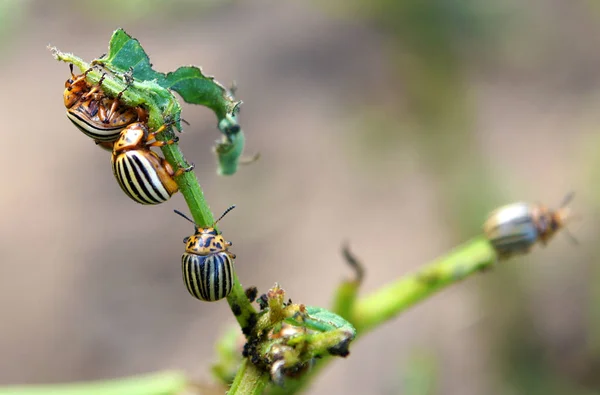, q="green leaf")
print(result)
[97,29,241,121]
[50,47,180,132]
[294,306,357,336]
[166,66,240,120]
[96,29,166,84]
